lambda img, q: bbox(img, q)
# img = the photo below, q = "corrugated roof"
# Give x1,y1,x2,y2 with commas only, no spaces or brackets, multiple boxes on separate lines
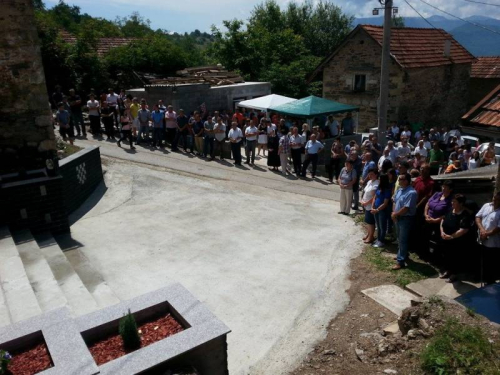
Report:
360,25,475,69
462,84,500,128
471,57,500,79
59,31,136,56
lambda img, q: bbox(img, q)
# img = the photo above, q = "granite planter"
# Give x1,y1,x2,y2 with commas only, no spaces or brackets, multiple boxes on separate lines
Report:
0,308,98,375
76,283,230,375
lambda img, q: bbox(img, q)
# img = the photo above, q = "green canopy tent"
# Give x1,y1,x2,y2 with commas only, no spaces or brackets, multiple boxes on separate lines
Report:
268,95,359,118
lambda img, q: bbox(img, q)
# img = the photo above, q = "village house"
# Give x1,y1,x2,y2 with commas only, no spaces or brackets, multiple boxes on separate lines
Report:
462,83,500,141
309,25,475,131
469,56,500,107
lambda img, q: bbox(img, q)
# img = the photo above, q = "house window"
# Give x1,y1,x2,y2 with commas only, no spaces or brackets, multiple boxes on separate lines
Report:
353,74,366,92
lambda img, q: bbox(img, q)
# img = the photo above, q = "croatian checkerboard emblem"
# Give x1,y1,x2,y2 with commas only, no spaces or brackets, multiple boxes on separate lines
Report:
76,163,87,185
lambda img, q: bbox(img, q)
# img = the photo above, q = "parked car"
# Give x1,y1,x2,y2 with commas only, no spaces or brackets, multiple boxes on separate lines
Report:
462,135,480,149
477,142,500,163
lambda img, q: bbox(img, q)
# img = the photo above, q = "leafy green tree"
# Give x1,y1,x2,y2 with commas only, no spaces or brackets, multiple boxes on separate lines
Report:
209,0,353,97
115,12,153,37
392,15,405,27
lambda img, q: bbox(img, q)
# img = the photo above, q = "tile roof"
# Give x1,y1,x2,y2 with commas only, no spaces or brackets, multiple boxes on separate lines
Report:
471,57,500,79
462,84,500,128
59,31,136,56
360,25,475,69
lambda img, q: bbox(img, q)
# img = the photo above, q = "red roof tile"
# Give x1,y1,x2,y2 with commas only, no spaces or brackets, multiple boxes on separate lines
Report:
59,31,136,56
471,57,500,79
360,25,475,69
462,84,500,128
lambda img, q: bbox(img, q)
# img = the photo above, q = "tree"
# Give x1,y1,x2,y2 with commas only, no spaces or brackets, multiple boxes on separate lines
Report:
392,15,405,27
209,0,353,97
115,12,152,37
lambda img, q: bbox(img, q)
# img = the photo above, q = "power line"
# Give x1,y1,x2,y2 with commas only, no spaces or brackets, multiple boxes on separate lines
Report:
403,0,440,30
417,0,500,36
464,0,500,7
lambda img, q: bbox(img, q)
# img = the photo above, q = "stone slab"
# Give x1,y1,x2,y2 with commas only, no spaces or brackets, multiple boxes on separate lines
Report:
0,307,99,375
383,321,400,335
361,285,418,316
406,277,480,300
35,233,100,316
76,283,231,375
64,247,120,310
0,227,42,323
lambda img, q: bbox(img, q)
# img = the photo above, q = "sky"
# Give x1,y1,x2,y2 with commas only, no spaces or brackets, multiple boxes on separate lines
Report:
44,0,500,33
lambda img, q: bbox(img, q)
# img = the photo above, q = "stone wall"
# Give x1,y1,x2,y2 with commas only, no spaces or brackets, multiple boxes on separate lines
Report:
322,29,471,130
400,64,471,128
0,0,56,174
322,30,404,130
128,82,271,114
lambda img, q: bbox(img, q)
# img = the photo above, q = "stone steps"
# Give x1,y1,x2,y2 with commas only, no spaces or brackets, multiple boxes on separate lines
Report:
34,233,100,316
0,227,121,328
0,226,42,326
12,230,68,313
55,233,121,310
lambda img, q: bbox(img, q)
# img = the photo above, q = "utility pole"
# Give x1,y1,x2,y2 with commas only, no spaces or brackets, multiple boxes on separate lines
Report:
378,0,393,143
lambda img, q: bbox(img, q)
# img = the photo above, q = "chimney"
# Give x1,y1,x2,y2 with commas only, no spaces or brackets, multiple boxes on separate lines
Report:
443,39,452,58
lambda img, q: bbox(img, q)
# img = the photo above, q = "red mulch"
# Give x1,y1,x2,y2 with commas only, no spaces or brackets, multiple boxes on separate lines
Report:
7,342,53,375
88,313,184,366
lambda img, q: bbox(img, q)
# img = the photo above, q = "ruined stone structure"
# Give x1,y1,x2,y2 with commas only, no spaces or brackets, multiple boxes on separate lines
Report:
0,0,56,174
310,25,474,130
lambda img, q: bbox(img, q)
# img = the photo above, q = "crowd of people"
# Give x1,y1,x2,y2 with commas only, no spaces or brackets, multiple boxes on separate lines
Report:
51,87,500,284
51,87,358,177
337,145,500,283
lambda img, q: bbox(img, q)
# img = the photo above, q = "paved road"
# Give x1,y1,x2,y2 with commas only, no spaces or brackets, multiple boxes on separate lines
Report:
76,137,340,202
69,139,361,374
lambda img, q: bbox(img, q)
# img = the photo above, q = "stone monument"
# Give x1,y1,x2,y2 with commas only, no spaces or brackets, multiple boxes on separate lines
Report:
0,0,56,174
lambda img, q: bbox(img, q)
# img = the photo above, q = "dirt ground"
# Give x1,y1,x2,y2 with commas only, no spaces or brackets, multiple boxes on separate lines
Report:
289,240,500,375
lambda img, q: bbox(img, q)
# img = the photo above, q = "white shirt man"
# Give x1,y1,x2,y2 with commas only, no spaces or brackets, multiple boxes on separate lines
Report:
165,107,177,129
245,125,258,141
228,126,243,142
397,140,412,162
414,141,428,158
106,92,119,106
214,120,226,142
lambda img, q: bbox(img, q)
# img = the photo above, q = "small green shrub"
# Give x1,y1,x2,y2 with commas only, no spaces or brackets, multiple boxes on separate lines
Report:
0,350,12,375
421,318,500,374
119,310,141,351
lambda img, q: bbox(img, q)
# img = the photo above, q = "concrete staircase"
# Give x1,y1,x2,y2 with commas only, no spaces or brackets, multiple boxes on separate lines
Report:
0,226,120,328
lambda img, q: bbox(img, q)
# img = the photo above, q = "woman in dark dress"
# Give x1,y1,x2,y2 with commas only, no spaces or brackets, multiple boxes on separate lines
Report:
267,130,280,170
438,194,473,282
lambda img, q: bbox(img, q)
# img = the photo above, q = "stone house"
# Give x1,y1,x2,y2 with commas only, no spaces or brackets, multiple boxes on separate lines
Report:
469,57,500,108
309,25,475,130
462,83,500,141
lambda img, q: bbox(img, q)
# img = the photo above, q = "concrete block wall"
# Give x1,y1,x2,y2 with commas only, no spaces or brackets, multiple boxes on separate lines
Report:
0,175,69,234
0,146,103,234
0,0,56,174
59,146,104,216
128,82,272,114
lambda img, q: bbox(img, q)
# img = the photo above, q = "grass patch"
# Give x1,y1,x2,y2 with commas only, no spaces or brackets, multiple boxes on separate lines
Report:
364,246,437,288
57,137,82,159
421,318,500,374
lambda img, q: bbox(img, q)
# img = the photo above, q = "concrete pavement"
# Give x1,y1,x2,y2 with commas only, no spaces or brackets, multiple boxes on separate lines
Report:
66,141,361,374
75,137,341,202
